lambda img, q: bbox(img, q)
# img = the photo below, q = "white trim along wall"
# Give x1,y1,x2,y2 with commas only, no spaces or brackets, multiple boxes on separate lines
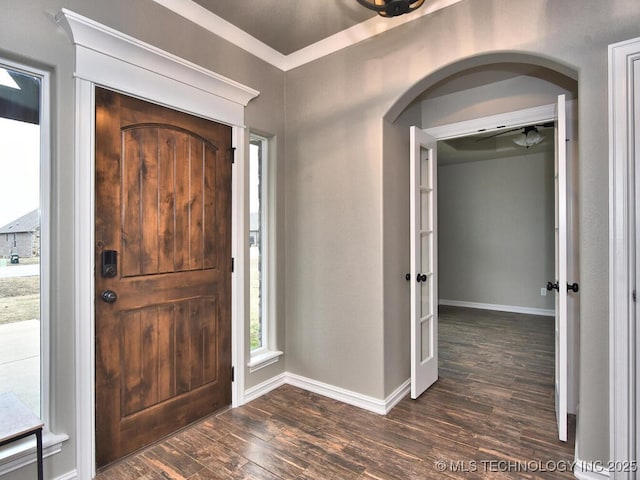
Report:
439,300,554,317
56,9,259,479
149,0,465,71
609,36,640,480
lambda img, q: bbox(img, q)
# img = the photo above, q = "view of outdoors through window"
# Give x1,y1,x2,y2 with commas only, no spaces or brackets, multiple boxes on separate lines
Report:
249,138,264,350
0,66,41,415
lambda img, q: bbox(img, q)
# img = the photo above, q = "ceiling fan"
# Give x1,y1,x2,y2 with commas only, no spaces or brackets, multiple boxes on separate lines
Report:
477,121,554,148
356,0,425,17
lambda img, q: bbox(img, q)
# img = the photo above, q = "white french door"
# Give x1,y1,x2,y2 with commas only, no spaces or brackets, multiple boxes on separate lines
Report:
410,126,438,399
634,58,640,473
552,94,569,442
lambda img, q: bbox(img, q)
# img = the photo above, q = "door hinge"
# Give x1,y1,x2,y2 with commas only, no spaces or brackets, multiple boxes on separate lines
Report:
231,257,234,273
231,366,235,382
230,147,236,164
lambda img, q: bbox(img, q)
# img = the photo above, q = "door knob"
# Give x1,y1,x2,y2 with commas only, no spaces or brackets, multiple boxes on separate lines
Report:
406,273,428,282
546,281,559,292
567,282,579,293
100,290,118,304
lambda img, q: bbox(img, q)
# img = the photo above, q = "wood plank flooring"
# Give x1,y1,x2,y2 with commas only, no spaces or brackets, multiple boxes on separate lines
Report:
96,306,576,479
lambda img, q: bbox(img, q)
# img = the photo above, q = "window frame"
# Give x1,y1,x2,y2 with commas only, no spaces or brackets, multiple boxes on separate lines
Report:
0,57,68,474
247,133,282,371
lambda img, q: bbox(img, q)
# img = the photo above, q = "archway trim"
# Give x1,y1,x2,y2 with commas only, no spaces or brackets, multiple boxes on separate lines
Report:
384,52,578,124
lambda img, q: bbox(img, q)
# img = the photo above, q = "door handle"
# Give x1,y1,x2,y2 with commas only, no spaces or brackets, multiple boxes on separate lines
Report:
404,273,427,282
546,281,559,292
567,282,579,293
100,290,118,304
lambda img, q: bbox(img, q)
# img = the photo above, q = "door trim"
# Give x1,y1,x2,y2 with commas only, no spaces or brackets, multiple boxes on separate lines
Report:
57,10,259,479
424,104,556,140
609,36,640,480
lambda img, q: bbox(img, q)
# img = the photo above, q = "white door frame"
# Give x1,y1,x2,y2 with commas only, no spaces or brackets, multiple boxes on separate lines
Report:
57,10,259,479
424,104,555,141
609,36,640,480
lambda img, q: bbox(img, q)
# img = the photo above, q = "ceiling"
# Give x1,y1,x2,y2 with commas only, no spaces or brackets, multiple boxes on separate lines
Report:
160,1,559,165
438,123,555,165
191,0,377,55
154,0,464,69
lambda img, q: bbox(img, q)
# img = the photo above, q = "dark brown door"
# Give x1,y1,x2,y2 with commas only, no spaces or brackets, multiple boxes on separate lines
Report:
94,87,232,467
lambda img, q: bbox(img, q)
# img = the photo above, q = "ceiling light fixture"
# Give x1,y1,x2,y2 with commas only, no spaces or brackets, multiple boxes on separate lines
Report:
356,0,426,17
513,126,544,148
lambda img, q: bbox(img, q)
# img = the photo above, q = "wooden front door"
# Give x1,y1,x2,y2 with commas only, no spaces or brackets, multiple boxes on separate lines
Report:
94,87,233,467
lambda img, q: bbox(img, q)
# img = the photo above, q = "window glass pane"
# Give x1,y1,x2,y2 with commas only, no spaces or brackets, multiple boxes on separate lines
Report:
0,66,41,415
249,139,263,350
421,316,432,362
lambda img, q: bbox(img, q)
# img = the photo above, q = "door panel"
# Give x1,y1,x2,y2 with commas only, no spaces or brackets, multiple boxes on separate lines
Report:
95,88,232,466
554,94,568,442
635,59,640,469
410,126,438,399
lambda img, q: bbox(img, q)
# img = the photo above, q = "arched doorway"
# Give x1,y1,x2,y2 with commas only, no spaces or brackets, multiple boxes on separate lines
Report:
382,53,579,444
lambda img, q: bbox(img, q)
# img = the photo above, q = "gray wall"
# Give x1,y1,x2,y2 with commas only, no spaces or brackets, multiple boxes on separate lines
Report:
421,73,576,127
284,56,386,396
438,151,555,311
0,1,285,478
285,0,640,466
382,102,421,396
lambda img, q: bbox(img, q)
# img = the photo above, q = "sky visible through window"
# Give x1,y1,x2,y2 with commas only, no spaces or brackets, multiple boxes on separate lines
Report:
249,141,262,350
0,117,39,226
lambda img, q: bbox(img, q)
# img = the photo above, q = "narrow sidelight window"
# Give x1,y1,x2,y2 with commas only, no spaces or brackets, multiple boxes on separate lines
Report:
0,61,48,418
249,136,266,351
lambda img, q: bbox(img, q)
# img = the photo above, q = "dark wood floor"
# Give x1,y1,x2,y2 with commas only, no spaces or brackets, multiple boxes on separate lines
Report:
96,306,576,479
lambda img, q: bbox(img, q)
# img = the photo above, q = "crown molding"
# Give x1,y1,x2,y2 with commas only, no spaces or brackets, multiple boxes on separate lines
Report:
57,8,259,109
151,0,464,72
284,0,463,70
151,0,288,70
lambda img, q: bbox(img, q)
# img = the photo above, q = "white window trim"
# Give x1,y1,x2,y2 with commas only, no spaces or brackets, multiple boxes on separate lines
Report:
247,134,283,372
56,9,259,479
0,58,69,475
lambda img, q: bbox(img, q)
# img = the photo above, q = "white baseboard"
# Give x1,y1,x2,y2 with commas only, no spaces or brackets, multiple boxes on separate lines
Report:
573,459,610,479
242,373,411,416
54,470,78,480
439,299,554,317
385,378,411,412
243,372,287,404
0,431,69,478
